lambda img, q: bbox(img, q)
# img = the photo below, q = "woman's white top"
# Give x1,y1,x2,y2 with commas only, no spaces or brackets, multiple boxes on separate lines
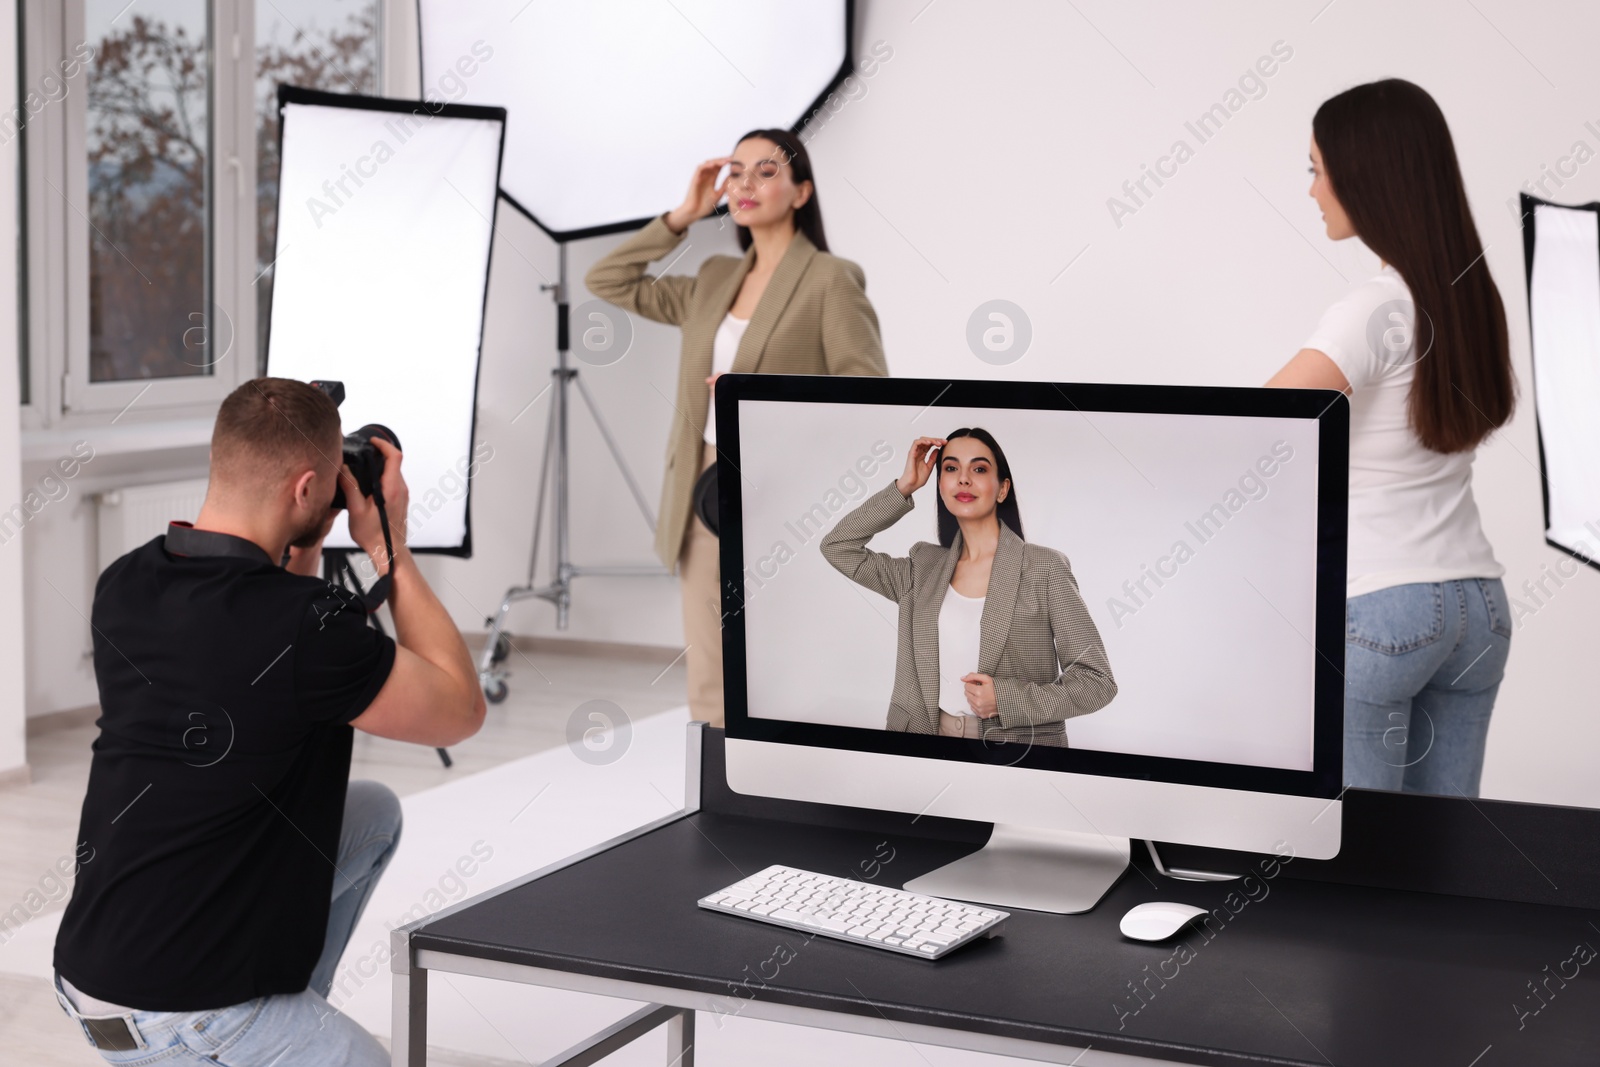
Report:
937,585,986,716
703,313,750,447
1301,264,1503,597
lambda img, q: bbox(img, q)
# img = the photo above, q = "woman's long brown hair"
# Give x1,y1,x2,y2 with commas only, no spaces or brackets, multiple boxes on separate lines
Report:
1313,79,1515,453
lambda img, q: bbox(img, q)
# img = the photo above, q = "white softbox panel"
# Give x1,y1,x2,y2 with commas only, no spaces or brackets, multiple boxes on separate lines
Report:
417,0,851,239
1523,194,1600,567
264,87,506,555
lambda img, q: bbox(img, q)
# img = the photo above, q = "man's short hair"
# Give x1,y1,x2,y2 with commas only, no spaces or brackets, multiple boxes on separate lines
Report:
211,378,342,495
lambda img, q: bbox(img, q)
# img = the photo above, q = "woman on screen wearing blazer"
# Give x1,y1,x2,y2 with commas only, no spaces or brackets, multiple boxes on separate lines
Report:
1266,79,1516,796
585,128,887,729
819,430,1117,747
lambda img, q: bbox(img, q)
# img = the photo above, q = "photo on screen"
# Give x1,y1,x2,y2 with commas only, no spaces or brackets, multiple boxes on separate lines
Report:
731,398,1323,773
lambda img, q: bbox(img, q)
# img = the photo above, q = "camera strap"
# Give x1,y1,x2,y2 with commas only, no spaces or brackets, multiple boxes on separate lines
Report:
164,522,276,567
358,484,397,613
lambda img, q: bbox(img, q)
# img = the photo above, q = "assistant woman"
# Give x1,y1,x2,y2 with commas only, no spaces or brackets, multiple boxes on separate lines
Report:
586,129,888,728
1266,79,1516,796
819,430,1117,747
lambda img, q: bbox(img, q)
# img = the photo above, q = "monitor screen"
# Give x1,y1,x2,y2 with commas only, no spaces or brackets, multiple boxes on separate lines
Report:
717,376,1347,800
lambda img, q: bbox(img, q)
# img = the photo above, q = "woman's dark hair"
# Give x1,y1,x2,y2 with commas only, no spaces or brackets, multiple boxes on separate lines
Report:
1312,79,1514,453
732,128,829,254
935,428,1024,548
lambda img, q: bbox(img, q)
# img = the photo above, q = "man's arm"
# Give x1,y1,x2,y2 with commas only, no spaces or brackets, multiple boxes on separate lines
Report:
343,440,487,746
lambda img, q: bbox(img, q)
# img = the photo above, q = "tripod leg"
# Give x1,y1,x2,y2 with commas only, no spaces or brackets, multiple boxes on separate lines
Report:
475,374,563,691
573,371,659,532
435,748,452,768
555,366,572,630
526,371,559,588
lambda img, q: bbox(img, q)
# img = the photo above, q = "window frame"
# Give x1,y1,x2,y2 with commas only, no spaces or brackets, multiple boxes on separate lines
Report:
19,0,388,434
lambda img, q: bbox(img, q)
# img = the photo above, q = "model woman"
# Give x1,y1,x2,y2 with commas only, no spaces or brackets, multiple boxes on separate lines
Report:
586,129,887,728
819,429,1116,746
1266,79,1516,796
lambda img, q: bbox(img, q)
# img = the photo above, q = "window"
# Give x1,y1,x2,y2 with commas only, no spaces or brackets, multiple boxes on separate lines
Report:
18,0,382,424
255,0,380,367
14,0,28,406
85,0,211,383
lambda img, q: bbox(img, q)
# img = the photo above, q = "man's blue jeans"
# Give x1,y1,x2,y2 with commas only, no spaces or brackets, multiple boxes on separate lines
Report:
57,780,403,1066
1343,578,1513,797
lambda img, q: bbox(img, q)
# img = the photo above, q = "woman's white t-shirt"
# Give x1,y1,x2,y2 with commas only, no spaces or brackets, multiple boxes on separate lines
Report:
704,313,750,447
937,585,986,716
1301,264,1503,597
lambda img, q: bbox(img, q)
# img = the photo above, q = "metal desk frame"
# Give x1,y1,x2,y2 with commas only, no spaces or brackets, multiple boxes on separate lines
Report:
392,722,1600,1066
391,724,1122,1066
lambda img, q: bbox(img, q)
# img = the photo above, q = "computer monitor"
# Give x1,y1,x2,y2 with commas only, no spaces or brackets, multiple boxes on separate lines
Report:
714,375,1348,913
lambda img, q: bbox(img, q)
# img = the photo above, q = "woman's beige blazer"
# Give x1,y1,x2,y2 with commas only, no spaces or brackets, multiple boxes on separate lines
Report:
585,215,888,570
820,480,1118,747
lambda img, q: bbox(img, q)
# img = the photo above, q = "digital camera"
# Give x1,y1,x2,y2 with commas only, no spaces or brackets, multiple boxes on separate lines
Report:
309,380,401,510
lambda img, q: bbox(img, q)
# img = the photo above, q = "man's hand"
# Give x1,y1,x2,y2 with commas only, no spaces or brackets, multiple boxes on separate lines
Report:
343,436,411,577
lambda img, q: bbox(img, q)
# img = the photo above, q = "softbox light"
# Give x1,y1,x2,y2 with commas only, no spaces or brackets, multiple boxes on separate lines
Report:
1521,193,1600,570
416,0,852,239
264,86,506,555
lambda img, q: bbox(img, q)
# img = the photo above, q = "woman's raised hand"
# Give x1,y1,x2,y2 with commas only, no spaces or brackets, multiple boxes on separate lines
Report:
665,157,732,234
896,436,948,498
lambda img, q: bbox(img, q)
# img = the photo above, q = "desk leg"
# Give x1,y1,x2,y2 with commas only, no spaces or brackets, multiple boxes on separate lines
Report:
667,1009,694,1067
391,957,427,1066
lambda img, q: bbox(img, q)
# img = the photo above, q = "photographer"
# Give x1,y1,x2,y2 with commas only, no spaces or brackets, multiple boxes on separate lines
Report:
51,378,486,1065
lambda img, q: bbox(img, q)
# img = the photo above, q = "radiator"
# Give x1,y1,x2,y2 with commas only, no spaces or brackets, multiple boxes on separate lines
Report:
96,478,209,572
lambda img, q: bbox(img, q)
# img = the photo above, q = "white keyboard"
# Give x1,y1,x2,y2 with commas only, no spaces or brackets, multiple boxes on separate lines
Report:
697,864,1008,959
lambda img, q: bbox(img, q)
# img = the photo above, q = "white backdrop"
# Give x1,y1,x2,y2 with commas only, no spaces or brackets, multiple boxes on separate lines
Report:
737,399,1322,770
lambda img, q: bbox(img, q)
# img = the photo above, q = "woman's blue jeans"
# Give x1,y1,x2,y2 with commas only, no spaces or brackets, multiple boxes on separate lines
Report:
1343,578,1512,797
57,780,402,1066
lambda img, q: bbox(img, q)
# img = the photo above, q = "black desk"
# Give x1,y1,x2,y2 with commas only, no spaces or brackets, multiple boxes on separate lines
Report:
392,726,1600,1066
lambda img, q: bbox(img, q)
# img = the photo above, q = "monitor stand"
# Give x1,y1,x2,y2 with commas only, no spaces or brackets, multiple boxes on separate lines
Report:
903,824,1130,914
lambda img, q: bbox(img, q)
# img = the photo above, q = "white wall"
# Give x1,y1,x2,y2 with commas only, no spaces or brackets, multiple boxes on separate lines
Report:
409,0,1600,808
20,0,1600,809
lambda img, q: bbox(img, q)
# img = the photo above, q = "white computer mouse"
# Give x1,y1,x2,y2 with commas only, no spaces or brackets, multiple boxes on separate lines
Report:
1119,901,1209,941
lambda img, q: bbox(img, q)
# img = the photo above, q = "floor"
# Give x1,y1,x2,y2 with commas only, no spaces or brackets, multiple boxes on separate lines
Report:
1,640,1158,1067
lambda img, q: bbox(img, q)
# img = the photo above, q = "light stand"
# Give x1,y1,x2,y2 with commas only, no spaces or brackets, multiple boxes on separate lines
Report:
477,243,672,704
414,3,857,704
325,547,452,768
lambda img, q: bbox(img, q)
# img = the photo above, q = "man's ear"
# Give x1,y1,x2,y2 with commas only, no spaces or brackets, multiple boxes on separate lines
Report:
292,467,320,509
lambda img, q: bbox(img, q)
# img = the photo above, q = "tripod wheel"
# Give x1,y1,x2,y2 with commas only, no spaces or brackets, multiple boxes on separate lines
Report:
485,679,509,705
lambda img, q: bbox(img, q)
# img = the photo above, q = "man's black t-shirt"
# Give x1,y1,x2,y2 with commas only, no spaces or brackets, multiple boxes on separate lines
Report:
53,524,396,1010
